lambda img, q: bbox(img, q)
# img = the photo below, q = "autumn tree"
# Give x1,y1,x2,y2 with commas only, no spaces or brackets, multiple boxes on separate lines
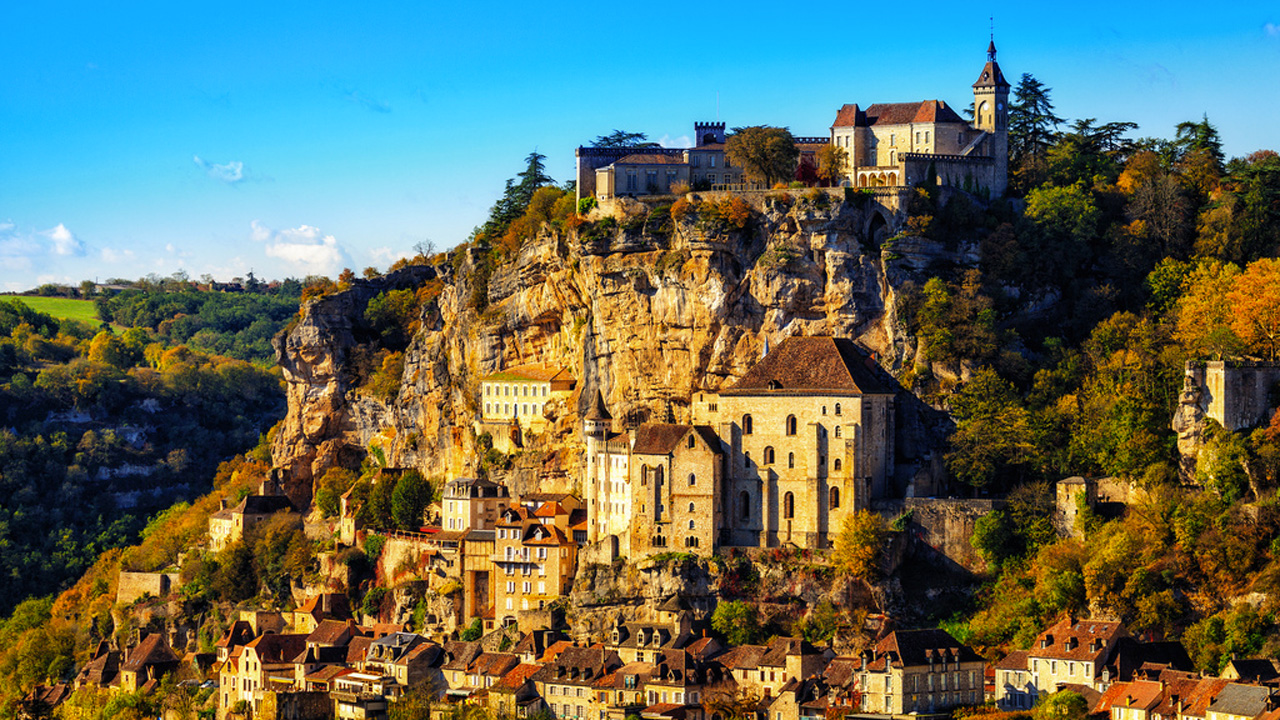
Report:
816,145,849,186
1035,691,1089,720
1226,258,1280,360
832,510,889,585
725,126,799,187
946,368,1038,488
1173,258,1243,359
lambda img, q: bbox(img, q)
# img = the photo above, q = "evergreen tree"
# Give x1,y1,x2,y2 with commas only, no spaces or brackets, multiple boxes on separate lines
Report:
1009,73,1064,192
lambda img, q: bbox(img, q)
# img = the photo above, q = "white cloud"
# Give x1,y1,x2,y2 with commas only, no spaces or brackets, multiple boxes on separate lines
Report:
659,134,694,149
42,223,84,256
101,247,136,263
0,221,84,271
193,155,245,184
1266,22,1280,38
252,220,350,276
370,246,412,266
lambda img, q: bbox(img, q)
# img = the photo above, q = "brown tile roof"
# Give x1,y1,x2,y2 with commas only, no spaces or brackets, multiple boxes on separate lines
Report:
723,337,891,396
718,644,767,671
444,640,484,671
297,593,352,619
584,389,612,420
1030,617,1127,662
539,640,575,663
761,637,820,667
246,633,308,664
494,662,542,691
823,657,860,688
615,154,689,166
864,101,967,125
307,619,357,646
972,60,1010,89
631,424,721,456
832,104,863,128
303,665,354,683
216,620,256,649
122,633,179,671
471,652,521,678
995,649,1028,671
346,636,373,664
525,524,570,546
534,502,565,518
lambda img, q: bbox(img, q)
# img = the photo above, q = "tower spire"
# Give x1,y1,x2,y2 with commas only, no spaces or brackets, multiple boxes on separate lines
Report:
988,17,997,61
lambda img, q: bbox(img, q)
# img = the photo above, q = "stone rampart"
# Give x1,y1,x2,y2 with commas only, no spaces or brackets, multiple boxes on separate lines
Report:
873,497,1001,573
116,571,181,606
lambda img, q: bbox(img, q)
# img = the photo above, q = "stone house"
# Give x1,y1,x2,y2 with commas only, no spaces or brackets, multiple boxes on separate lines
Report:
288,592,353,634
718,637,826,700
605,619,695,664
494,505,579,628
1205,684,1275,720
480,364,576,449
442,477,510,532
361,632,442,689
119,633,180,692
995,617,1128,709
855,628,985,715
489,662,546,718
1099,679,1167,720
531,646,624,720
73,641,121,689
208,479,297,552
220,632,307,716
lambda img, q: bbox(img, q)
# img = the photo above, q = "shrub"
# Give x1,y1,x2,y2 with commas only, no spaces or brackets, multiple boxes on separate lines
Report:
577,196,597,214
671,198,694,222
670,181,691,195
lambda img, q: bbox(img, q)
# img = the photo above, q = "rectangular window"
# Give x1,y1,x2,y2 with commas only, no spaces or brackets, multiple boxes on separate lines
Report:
710,156,717,168
708,174,716,184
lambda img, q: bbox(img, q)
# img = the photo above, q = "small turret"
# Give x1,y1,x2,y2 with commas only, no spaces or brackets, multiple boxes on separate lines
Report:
583,389,612,440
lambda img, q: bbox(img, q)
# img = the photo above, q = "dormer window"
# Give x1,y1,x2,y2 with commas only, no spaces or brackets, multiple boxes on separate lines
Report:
768,380,782,390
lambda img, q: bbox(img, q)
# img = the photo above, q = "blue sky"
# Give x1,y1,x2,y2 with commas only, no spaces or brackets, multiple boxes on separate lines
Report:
1,1,1277,291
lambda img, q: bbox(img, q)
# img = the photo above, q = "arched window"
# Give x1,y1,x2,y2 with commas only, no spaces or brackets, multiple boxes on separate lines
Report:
788,452,795,469
654,467,664,485
742,415,753,435
834,403,842,416
834,458,842,472
822,405,827,415
688,473,696,486
740,491,750,519
783,492,795,519
835,426,842,438
786,415,797,436
829,488,841,509
688,502,695,513
763,446,775,465
688,435,696,449
641,467,648,486
688,519,695,530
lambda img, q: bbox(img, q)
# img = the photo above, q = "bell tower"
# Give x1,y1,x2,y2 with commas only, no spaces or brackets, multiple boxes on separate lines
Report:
972,37,1011,195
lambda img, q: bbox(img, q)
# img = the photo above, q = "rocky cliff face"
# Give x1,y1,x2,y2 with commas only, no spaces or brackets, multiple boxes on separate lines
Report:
272,193,961,506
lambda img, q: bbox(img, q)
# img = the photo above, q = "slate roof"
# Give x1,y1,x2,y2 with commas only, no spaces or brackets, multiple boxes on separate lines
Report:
761,637,820,667
443,640,484,671
872,628,981,669
74,647,121,687
613,154,689,166
1226,658,1280,682
584,389,612,420
1207,684,1273,718
722,337,891,396
631,424,721,456
823,657,860,689
531,646,622,685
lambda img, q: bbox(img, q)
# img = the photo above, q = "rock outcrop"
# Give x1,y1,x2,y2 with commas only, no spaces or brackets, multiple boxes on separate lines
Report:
272,194,965,505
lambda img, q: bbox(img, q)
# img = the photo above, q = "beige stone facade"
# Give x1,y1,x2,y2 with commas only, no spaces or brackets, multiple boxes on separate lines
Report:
494,506,578,628
856,629,985,715
628,424,723,555
442,477,510,533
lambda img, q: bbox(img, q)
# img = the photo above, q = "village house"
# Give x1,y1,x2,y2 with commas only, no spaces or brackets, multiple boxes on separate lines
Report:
489,662,546,718
855,628,985,715
995,617,1128,709
532,646,624,720
208,478,297,551
220,632,308,716
442,477,510,532
494,504,579,628
118,633,181,692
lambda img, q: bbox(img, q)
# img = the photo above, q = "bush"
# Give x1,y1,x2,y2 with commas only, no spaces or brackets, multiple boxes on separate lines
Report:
577,197,597,214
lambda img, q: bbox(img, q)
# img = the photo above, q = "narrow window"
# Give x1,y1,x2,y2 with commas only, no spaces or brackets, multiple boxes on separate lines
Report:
688,473,696,486
742,415,753,435
740,492,750,519
764,446,775,465
834,458,842,472
835,426,842,438
688,435,695,449
835,403,842,416
830,488,840,509
783,492,794,519
786,415,797,436
788,452,795,469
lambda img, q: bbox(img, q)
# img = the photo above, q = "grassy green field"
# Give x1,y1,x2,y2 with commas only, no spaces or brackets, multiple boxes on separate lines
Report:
7,296,105,326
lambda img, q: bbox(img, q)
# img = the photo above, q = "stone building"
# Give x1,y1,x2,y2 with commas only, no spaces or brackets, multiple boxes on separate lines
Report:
494,506,579,627
694,336,896,549
1181,360,1280,432
442,477,511,532
830,40,1008,196
480,364,575,429
208,478,297,552
855,628,985,715
584,336,899,556
994,617,1128,709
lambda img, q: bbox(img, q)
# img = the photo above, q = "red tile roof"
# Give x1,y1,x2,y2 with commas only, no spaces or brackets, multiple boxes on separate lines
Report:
493,662,542,691
615,154,689,166
831,101,967,128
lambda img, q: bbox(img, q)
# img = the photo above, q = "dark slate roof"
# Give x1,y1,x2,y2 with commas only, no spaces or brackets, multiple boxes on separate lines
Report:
1207,684,1273,718
584,389,612,420
236,494,295,515
631,424,721,456
1226,658,1280,682
972,58,1010,90
874,628,981,668
615,154,689,166
722,337,891,396
761,637,820,668
245,633,308,664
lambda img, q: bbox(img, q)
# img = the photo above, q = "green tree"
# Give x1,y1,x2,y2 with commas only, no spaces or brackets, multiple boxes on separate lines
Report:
1023,183,1101,285
1035,690,1088,720
1008,73,1064,192
946,368,1038,488
591,130,655,148
711,600,762,646
831,510,889,585
391,470,433,530
725,126,799,187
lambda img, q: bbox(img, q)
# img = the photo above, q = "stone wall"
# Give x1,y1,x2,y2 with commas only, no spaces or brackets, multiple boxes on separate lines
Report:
259,690,332,720
874,497,1001,573
116,571,180,606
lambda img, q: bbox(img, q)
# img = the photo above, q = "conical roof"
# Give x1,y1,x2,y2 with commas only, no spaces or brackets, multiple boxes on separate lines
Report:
584,389,611,420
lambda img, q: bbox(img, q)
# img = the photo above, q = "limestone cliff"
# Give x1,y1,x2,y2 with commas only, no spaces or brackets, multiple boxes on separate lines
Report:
272,192,961,506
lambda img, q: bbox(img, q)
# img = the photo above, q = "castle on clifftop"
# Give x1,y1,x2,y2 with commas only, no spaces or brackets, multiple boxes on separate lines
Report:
576,39,1010,202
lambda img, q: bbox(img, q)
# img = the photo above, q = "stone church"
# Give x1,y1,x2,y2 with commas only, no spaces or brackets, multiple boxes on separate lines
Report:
583,336,897,558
